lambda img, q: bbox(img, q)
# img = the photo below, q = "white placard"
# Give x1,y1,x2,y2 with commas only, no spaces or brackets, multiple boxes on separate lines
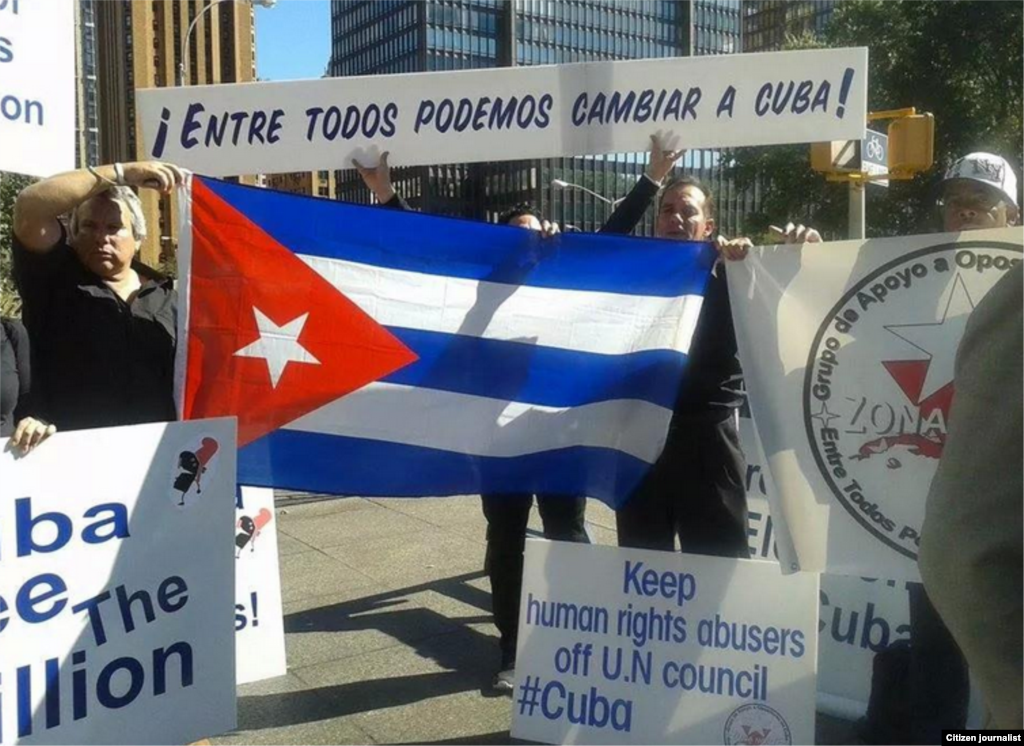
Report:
137,48,867,176
741,416,911,720
511,541,818,745
0,419,237,745
234,486,287,685
0,0,75,177
728,229,1024,579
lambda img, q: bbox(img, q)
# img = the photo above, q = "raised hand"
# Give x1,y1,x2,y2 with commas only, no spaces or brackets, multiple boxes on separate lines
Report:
646,133,686,184
353,151,396,203
121,161,189,194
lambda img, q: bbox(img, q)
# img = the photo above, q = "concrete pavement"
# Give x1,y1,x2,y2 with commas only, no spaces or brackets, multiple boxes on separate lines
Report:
211,492,857,745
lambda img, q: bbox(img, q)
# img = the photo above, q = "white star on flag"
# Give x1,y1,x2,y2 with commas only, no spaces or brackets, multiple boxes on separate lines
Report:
884,275,975,402
234,307,321,388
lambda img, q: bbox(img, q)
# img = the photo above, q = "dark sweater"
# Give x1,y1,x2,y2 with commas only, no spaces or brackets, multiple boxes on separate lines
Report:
1,317,31,437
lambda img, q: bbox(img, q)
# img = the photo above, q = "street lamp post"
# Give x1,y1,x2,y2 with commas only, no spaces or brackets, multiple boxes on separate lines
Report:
177,0,276,87
550,179,626,208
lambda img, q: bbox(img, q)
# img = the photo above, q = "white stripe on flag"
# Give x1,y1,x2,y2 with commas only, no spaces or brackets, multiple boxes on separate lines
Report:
299,254,704,356
283,381,673,464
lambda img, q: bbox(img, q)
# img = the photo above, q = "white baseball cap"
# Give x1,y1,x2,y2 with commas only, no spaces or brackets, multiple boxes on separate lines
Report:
943,152,1019,209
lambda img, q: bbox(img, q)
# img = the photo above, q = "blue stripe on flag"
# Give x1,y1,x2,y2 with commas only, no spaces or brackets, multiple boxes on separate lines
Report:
238,430,649,509
384,326,686,409
198,176,714,298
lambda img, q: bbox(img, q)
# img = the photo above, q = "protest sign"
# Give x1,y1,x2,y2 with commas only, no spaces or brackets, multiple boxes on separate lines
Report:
511,541,818,745
0,0,75,176
728,228,1024,580
0,419,237,745
139,47,866,176
234,487,287,685
741,416,911,720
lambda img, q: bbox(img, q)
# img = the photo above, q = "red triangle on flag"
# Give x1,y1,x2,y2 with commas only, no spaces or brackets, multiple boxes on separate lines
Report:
183,179,418,446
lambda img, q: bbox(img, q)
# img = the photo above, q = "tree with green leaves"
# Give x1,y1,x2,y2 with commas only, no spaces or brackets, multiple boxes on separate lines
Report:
0,171,35,318
728,0,1024,240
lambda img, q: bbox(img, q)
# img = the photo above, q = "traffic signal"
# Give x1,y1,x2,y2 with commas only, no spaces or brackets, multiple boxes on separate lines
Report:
810,140,858,173
888,113,934,173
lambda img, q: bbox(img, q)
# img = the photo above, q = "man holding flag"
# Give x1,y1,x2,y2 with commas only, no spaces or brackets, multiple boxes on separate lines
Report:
171,131,732,693
606,166,820,559
12,160,186,431
9,161,225,746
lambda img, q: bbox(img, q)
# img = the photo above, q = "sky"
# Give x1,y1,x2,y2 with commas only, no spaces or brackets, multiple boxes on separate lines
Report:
254,0,331,82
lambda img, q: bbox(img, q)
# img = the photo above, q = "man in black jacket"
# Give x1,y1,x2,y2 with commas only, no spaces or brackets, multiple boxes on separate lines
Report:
601,149,819,558
603,170,753,556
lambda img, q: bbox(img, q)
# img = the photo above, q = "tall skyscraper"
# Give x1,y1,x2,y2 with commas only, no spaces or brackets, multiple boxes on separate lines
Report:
329,0,747,236
74,0,101,170
742,0,835,52
89,0,256,265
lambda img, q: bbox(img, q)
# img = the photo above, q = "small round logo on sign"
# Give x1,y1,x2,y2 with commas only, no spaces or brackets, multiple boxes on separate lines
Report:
803,241,1021,559
724,703,792,745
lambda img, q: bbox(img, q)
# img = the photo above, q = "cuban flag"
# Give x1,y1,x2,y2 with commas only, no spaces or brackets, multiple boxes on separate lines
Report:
176,177,714,508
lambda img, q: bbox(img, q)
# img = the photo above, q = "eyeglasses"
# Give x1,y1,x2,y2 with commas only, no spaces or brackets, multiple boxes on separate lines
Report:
937,190,1007,214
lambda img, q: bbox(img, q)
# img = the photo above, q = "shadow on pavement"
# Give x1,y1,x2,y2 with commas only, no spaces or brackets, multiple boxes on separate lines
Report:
237,570,501,731
237,671,477,729
282,570,491,643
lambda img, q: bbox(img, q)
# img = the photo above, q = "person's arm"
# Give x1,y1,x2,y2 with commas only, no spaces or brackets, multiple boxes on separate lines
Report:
13,161,187,252
353,151,412,211
4,319,55,454
7,319,31,423
601,133,684,235
601,175,659,235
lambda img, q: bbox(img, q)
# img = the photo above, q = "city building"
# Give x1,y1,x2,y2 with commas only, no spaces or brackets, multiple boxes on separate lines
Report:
742,0,835,52
737,0,836,232
328,0,748,236
74,0,101,170
89,0,256,265
267,170,337,199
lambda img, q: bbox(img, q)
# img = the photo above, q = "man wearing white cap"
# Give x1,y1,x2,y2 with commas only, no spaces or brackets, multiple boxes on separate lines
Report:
937,151,1019,231
920,152,1022,729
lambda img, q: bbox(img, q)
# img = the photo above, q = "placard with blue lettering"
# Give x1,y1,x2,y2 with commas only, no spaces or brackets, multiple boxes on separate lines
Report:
0,0,76,177
137,47,867,177
0,419,237,745
511,541,818,745
234,487,287,685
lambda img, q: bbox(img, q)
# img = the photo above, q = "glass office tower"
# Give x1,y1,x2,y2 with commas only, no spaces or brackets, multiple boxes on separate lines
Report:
742,0,835,52
331,0,746,235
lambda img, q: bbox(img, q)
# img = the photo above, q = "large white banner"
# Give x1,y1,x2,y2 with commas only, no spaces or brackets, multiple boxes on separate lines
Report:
137,48,867,176
234,487,287,685
511,541,818,745
0,0,75,177
740,416,911,720
729,228,1024,580
0,419,237,745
